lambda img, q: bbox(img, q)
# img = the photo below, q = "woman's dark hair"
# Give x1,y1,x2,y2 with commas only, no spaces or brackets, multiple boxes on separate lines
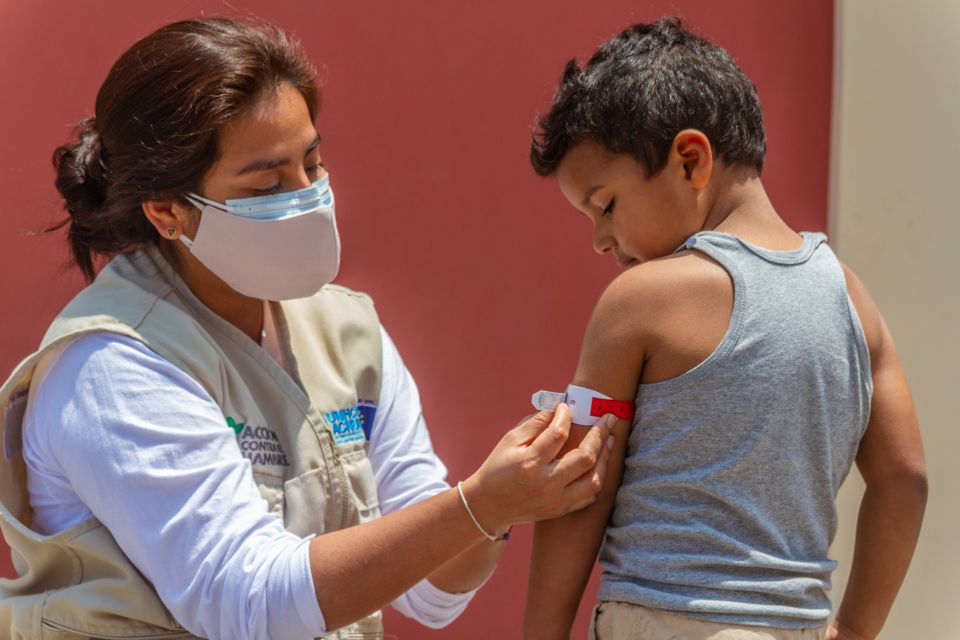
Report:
530,17,766,178
51,17,319,279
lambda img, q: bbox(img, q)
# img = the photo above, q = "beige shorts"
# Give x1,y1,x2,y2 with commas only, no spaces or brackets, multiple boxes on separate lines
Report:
588,601,828,640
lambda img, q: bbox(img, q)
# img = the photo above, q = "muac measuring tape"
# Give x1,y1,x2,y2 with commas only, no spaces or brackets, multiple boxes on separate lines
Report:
531,384,635,426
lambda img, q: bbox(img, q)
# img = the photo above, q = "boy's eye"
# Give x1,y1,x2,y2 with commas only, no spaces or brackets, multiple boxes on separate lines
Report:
602,198,616,216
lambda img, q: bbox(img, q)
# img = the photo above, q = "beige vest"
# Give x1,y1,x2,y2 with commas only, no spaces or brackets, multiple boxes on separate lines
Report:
0,247,385,639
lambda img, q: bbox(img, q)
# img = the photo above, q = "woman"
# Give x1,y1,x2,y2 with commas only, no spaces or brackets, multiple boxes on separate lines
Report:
0,18,613,640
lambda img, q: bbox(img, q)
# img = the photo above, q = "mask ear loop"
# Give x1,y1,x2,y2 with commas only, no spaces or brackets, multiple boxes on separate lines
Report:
184,193,219,210
178,195,212,249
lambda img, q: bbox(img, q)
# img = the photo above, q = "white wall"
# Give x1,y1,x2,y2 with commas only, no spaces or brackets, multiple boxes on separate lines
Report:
830,1,960,638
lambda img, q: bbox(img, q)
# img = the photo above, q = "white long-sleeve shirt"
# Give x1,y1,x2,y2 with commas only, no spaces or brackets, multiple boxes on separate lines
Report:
22,325,474,639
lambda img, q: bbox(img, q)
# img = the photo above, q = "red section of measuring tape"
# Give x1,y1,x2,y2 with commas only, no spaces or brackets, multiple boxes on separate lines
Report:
589,398,635,420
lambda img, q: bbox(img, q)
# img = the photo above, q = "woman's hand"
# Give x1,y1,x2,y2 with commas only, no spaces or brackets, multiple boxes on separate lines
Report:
309,404,612,629
459,404,614,536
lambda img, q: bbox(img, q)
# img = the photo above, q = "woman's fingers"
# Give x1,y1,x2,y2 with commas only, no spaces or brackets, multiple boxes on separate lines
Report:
538,421,613,517
593,427,612,488
509,408,558,444
467,409,615,526
526,404,573,461
560,432,612,506
551,415,614,485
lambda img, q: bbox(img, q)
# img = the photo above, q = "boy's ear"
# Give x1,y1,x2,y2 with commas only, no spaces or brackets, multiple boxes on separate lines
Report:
670,129,713,190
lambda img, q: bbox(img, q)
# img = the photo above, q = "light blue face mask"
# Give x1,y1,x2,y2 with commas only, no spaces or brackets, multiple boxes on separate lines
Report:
178,173,340,300
184,174,333,220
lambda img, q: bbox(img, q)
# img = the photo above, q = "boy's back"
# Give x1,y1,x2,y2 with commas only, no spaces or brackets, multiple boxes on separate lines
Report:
599,230,871,627
523,18,925,640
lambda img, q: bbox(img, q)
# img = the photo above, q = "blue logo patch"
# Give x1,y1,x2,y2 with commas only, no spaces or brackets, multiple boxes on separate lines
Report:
325,403,378,446
324,404,369,446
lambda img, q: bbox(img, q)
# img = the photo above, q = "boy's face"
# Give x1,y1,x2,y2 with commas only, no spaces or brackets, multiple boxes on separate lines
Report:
555,139,704,267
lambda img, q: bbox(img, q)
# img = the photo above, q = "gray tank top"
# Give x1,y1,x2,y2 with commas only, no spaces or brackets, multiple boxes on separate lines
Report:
598,231,873,628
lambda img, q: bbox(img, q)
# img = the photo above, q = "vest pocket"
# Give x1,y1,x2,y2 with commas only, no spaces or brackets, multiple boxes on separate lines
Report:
281,446,379,536
337,447,380,523
252,471,286,521
283,467,337,536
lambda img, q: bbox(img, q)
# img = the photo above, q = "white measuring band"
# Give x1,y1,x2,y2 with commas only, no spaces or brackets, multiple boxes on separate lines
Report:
530,384,634,426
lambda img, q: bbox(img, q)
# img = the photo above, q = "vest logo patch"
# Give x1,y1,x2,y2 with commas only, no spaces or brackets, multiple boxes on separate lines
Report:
326,405,374,446
226,416,290,467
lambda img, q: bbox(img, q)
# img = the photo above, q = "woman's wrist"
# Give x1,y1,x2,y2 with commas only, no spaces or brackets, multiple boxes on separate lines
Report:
457,481,511,541
459,474,512,539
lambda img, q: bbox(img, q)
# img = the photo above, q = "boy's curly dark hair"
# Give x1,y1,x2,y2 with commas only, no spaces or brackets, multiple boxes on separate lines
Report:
530,17,766,177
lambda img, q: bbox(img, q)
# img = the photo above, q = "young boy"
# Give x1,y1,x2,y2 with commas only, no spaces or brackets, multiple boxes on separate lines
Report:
523,19,927,640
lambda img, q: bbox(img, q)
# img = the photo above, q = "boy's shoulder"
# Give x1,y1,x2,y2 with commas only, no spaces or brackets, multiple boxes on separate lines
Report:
593,250,731,341
584,250,735,386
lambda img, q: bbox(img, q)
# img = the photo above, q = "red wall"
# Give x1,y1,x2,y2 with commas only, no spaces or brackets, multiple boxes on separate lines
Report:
0,1,833,637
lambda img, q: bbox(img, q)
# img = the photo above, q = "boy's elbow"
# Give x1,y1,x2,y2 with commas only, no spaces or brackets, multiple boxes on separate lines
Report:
897,468,929,513
896,469,928,524
866,464,928,507
908,468,929,505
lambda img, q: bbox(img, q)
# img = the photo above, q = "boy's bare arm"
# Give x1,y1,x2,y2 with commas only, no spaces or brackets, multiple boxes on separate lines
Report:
523,273,646,639
830,265,927,640
524,425,628,639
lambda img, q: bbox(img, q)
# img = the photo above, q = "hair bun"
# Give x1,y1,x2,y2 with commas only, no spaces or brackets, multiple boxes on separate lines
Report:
53,117,108,219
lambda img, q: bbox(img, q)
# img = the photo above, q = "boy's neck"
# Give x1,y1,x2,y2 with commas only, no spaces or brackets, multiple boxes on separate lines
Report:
697,168,801,251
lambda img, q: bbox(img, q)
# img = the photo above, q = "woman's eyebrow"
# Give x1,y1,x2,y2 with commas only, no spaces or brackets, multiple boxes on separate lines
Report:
236,157,288,176
235,134,323,176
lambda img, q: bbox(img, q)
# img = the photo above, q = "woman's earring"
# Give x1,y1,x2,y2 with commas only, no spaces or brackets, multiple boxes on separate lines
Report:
165,226,177,239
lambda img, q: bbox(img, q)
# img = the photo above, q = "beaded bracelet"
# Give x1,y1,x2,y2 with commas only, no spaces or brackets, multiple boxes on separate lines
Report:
456,481,512,541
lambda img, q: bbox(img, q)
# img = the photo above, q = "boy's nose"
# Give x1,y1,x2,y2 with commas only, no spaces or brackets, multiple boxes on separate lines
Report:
592,229,615,255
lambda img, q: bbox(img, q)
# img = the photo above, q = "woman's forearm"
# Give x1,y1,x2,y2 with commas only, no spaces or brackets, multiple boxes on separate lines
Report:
310,485,488,630
426,538,504,594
